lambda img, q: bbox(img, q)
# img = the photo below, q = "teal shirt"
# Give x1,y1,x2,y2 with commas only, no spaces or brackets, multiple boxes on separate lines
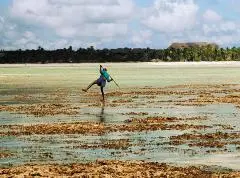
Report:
101,69,111,82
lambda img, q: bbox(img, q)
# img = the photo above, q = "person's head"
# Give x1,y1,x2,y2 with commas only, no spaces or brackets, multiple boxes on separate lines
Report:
103,68,107,71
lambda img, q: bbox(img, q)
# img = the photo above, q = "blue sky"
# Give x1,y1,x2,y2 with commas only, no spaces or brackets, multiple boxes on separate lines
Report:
0,0,239,50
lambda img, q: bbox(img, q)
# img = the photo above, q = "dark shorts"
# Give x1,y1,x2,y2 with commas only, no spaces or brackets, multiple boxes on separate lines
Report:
96,76,106,87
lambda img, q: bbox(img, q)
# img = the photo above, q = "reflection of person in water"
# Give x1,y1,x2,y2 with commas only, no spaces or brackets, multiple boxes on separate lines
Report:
99,106,105,123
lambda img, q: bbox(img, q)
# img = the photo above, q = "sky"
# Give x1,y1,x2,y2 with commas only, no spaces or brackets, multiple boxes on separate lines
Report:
0,0,239,50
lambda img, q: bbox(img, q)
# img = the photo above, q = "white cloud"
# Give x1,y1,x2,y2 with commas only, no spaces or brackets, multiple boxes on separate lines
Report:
0,15,106,50
56,23,128,38
0,0,239,49
0,17,3,32
48,0,119,6
168,20,240,47
203,21,238,34
193,34,240,46
0,16,69,50
142,0,198,33
203,9,222,22
201,21,240,46
10,0,134,38
200,7,240,46
132,30,152,46
0,16,4,22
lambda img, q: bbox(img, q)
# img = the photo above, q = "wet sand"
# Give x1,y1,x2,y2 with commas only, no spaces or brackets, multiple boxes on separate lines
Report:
0,152,13,159
0,104,80,116
169,132,240,148
0,119,211,136
1,160,240,178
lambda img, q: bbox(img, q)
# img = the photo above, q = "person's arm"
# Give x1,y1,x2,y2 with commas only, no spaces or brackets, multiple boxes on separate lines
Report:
107,73,113,82
108,76,113,82
99,65,103,74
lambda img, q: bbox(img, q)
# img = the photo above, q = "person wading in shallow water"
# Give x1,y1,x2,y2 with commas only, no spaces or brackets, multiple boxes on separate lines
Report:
82,65,113,103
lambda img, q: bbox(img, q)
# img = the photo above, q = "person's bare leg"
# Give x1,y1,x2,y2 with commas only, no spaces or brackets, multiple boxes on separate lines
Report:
100,86,105,104
82,80,97,92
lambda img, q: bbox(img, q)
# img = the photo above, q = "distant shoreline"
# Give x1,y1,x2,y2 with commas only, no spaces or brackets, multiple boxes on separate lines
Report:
1,61,240,68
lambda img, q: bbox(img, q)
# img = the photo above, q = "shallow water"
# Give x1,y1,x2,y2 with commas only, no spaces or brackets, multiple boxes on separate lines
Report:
1,63,240,170
1,62,240,89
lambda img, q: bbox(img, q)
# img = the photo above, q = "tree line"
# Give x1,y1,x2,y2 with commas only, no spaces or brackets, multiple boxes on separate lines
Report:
0,45,240,63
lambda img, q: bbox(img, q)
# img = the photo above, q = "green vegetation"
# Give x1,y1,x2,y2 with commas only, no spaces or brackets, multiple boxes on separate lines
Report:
0,45,240,63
